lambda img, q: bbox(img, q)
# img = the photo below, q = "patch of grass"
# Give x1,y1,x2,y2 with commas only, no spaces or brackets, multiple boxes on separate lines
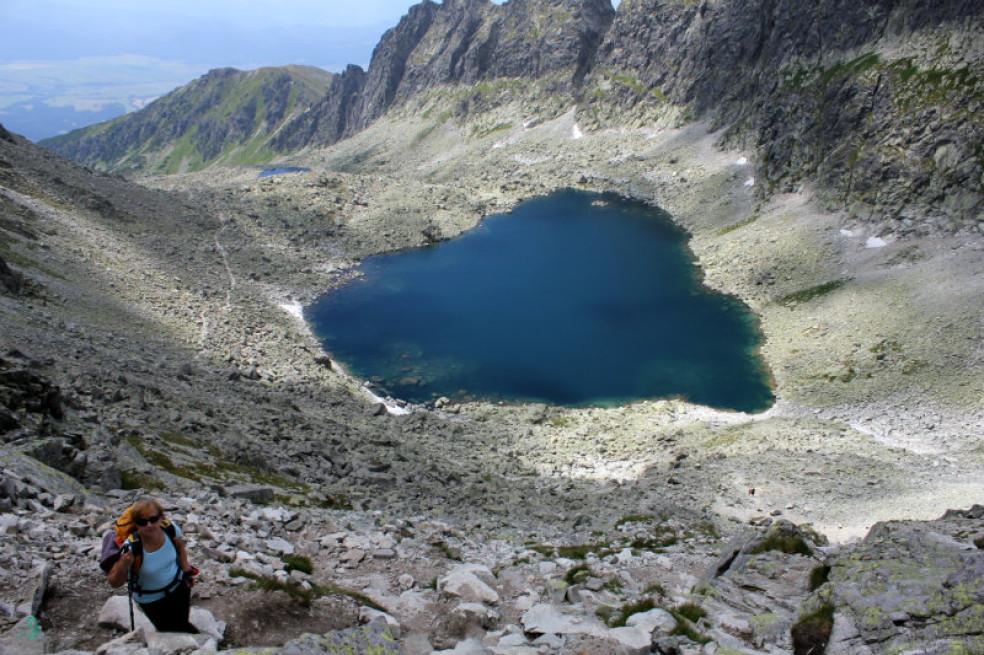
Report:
608,598,656,627
283,555,313,575
608,72,646,93
630,526,679,552
673,602,707,624
669,603,711,644
565,563,591,585
791,603,835,655
716,214,759,236
472,122,513,138
778,279,847,306
230,568,387,612
159,432,199,448
809,565,831,591
748,534,813,557
604,578,624,593
434,542,461,561
644,583,666,596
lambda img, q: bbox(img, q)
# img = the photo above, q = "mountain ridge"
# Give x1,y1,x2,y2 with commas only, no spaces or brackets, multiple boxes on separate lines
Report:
40,0,983,233
40,65,333,175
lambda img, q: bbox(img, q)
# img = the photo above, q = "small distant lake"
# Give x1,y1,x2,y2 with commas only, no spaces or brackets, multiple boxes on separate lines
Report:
258,167,310,178
306,189,774,412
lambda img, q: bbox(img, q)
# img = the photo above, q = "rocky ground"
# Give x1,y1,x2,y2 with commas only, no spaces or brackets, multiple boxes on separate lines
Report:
1,96,983,653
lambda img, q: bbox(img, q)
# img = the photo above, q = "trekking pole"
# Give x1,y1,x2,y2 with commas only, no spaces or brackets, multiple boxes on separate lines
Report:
126,564,135,632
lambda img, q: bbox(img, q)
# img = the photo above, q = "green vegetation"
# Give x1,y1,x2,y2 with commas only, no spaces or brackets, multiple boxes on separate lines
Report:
716,214,760,236
748,534,813,557
608,72,647,93
434,542,461,561
791,603,835,655
230,568,388,612
821,52,883,86
644,583,667,596
669,603,712,644
607,598,657,627
630,525,679,551
778,279,847,306
472,122,513,138
282,554,313,575
809,565,831,591
564,563,591,585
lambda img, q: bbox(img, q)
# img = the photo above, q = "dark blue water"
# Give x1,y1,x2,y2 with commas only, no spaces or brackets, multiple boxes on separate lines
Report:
258,167,310,178
306,190,774,412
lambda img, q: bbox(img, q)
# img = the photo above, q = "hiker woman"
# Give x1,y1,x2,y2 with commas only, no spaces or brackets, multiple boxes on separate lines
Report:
106,498,198,633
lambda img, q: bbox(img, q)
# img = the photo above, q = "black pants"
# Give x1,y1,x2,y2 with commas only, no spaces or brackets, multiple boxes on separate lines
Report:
138,581,197,633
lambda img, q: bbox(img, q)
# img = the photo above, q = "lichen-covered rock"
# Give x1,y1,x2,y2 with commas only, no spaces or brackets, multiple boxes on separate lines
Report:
817,506,984,654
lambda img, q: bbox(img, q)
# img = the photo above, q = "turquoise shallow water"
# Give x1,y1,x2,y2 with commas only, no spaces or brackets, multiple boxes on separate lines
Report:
306,189,774,411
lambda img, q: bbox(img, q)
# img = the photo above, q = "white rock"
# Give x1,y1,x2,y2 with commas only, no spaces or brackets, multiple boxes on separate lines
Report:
625,607,676,635
263,537,294,555
497,632,530,648
146,631,198,654
190,606,225,641
97,596,155,633
609,626,652,655
521,604,608,637
433,637,493,654
440,568,499,604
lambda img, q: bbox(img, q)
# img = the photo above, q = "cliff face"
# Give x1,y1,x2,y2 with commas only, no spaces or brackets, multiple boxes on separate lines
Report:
273,0,615,150
40,66,333,174
583,0,984,231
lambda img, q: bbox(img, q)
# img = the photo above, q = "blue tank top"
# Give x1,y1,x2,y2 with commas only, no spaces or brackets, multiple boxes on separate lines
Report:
134,523,183,604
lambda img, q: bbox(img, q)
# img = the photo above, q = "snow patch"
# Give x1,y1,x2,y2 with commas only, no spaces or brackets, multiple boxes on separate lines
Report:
571,123,584,140
840,229,855,237
362,386,413,416
735,156,748,166
744,177,755,187
279,301,304,322
865,236,889,248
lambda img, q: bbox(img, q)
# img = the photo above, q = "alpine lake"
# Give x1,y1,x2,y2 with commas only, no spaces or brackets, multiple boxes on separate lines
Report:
306,189,774,412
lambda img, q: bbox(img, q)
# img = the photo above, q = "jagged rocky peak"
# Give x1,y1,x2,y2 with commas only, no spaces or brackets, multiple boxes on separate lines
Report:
275,0,616,150
380,0,616,93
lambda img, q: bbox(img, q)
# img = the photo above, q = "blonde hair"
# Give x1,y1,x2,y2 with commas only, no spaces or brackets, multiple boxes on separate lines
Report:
113,498,166,541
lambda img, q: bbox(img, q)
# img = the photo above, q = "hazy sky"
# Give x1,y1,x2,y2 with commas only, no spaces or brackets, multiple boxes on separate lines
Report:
2,0,618,71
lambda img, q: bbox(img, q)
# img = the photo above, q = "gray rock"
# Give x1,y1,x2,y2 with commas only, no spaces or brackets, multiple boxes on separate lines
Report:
221,484,274,504
439,566,499,605
521,604,608,637
0,616,47,655
272,616,399,654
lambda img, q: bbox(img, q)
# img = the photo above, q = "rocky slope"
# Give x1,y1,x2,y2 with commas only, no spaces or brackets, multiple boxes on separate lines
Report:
3,78,983,649
39,66,333,174
2,1,984,653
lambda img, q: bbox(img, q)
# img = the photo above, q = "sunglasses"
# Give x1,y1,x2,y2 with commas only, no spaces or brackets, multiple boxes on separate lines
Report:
135,514,161,526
